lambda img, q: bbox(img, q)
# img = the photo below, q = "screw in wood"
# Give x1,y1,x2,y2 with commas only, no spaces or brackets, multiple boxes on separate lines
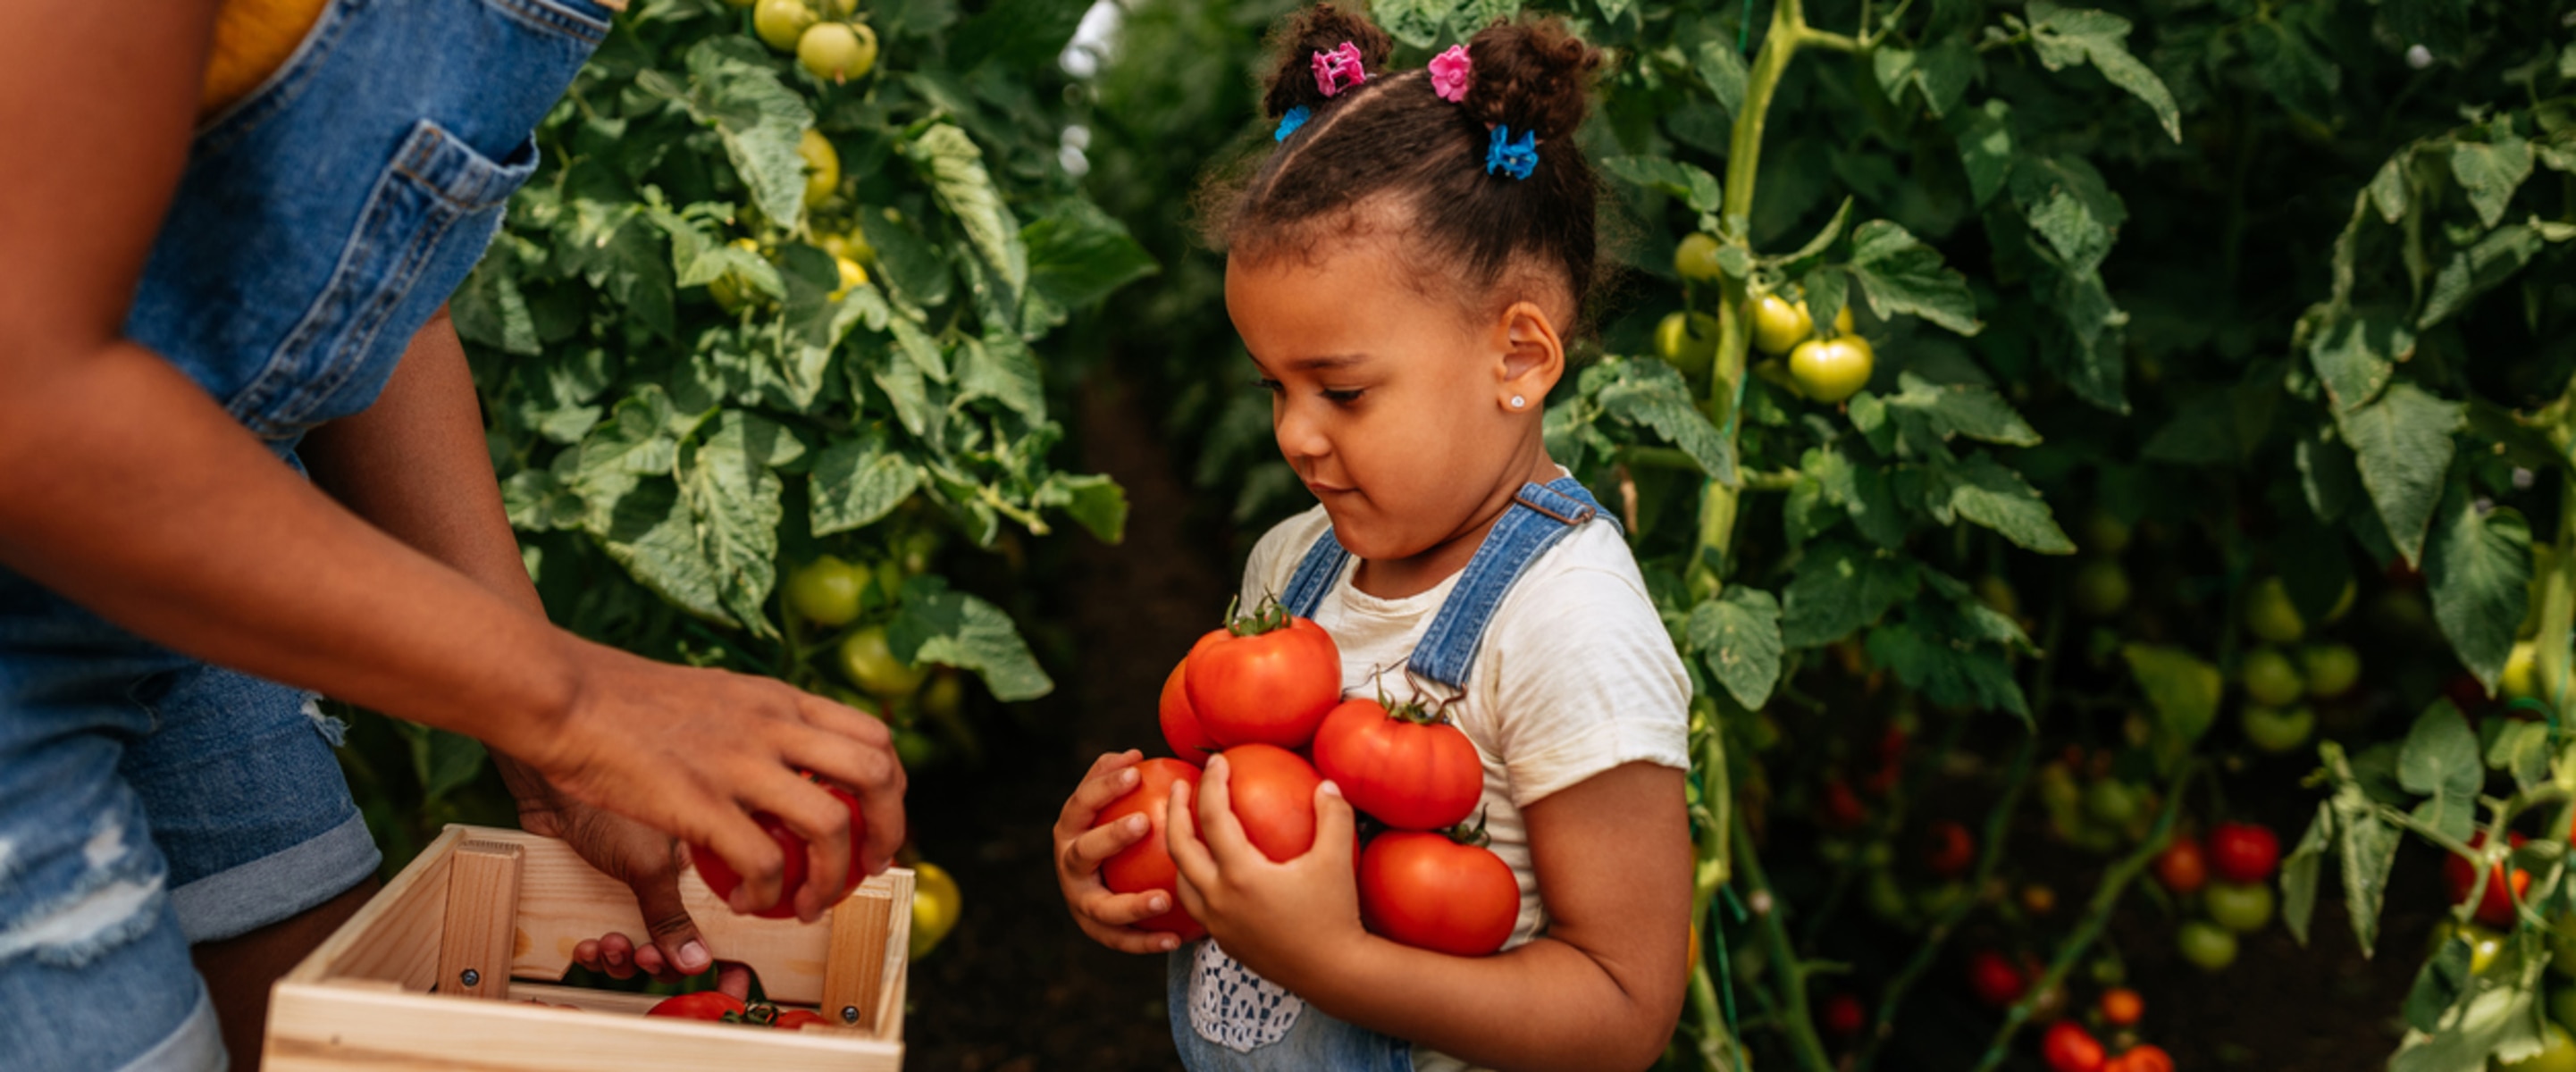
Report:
460,968,481,988
841,1005,860,1024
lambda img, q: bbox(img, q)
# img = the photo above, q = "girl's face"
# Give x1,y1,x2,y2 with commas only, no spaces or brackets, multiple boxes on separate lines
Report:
1225,231,1564,565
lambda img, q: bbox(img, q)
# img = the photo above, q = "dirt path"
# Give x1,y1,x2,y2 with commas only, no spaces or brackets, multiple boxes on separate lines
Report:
901,374,1221,1070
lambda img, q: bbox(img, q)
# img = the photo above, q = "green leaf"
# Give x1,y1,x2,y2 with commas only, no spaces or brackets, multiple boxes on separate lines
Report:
878,320,951,440
452,257,541,356
2121,643,2222,770
2426,490,2534,692
588,476,733,625
1037,472,1129,543
949,0,1092,69
2280,801,2333,946
2307,310,2412,412
1598,360,1734,483
1023,201,1160,310
2329,784,2402,955
1867,616,2032,722
1777,199,1857,270
2245,20,2340,124
1601,156,1724,214
1805,445,1908,548
1781,541,1921,647
1883,376,2043,448
2451,124,2537,230
809,432,924,537
1931,453,2076,554
910,124,1027,302
2024,2,2181,140
504,468,584,532
682,38,815,230
2487,720,2554,792
1692,38,1749,120
958,331,1047,421
2296,427,2362,523
859,210,953,311
679,411,801,638
2336,382,2463,565
2422,222,2547,328
2011,156,2127,275
1955,101,2015,207
397,722,490,805
1845,220,1983,335
887,576,1054,700
1690,588,1783,709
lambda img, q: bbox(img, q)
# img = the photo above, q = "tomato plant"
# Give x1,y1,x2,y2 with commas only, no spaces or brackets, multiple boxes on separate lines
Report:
1358,828,1520,957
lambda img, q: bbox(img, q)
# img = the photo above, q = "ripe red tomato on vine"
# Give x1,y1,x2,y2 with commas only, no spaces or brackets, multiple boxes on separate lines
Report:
1966,949,2025,1008
1311,693,1481,831
2154,835,2209,894
2041,1020,2106,1072
1924,819,1976,878
1183,597,1343,750
2206,822,2280,884
2445,831,2534,929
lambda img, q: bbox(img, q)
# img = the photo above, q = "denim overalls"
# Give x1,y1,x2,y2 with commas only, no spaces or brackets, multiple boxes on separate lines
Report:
1169,477,1610,1071
0,2,604,1068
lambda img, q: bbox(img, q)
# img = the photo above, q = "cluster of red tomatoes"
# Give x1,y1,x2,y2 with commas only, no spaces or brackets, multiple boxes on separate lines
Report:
1093,599,1520,957
1957,951,2172,1072
2152,821,2282,973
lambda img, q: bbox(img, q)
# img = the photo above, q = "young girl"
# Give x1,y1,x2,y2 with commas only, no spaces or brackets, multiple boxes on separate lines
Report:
1051,8,1691,1069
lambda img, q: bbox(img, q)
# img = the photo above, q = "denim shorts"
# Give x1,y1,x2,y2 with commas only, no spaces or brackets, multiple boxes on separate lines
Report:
0,0,604,1068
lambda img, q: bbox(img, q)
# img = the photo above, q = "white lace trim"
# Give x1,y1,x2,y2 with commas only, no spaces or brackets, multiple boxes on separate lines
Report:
1187,940,1304,1052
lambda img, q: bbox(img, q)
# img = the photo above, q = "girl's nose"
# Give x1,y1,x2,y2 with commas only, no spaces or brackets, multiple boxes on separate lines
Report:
1272,399,1331,463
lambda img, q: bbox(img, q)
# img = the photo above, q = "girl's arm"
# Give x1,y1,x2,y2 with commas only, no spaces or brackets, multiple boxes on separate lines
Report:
1171,757,1691,1072
0,0,897,919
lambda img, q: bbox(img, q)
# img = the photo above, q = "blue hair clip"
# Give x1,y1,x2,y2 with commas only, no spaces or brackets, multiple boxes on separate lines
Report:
1485,124,1538,180
1276,105,1312,142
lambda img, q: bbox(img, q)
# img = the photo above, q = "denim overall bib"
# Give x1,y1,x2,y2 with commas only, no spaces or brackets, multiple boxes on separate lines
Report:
0,3,603,1068
1169,477,1610,1071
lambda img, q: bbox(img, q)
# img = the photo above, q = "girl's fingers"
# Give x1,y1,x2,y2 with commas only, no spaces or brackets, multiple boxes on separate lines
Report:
1305,781,1356,869
1165,781,1220,892
1082,888,1177,928
1062,813,1150,876
1191,754,1257,868
1080,918,1185,956
1064,761,1145,826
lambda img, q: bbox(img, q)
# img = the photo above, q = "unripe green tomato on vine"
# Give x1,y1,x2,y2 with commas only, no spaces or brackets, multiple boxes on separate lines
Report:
2084,779,2141,827
785,555,869,625
2240,647,2306,708
1655,311,1720,376
2081,509,2132,556
2239,704,2315,755
708,238,767,313
2071,559,2131,618
2301,642,2362,698
2438,921,2505,976
2177,919,2238,972
1674,233,1724,281
1788,336,1873,404
2245,577,2307,644
2203,880,2276,933
799,128,841,206
799,21,877,84
839,625,929,699
753,0,818,51
2505,641,2541,699
1749,294,1810,355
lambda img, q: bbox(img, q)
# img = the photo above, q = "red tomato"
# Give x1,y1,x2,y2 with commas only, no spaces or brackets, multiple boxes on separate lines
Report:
1820,993,1866,1036
1820,778,1867,831
2207,822,2280,884
2106,1043,2174,1072
646,991,747,1021
1924,819,1976,878
1966,949,2025,1008
2153,836,2209,895
1359,830,1519,956
1311,697,1481,831
2098,986,2144,1027
1221,744,1323,861
1159,657,1216,765
1096,758,1207,940
770,1009,832,1030
2444,831,2533,929
690,777,866,919
1184,603,1343,749
2041,1021,2106,1072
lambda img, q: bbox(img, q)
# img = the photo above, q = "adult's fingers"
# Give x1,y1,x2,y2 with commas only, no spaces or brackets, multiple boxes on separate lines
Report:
790,691,907,875
1061,812,1150,878
628,842,714,976
734,768,858,923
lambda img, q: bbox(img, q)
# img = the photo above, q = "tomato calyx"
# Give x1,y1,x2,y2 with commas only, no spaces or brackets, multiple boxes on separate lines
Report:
1221,593,1301,638
1437,807,1496,850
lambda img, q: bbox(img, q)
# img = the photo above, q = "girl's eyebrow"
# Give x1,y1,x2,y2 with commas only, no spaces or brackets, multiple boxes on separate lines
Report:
1285,353,1370,372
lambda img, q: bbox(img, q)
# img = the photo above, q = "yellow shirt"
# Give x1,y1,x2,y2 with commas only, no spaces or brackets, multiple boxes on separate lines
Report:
198,0,330,118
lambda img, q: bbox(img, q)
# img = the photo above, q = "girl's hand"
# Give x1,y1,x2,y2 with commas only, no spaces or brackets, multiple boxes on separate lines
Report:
1166,752,1366,990
1053,750,1187,954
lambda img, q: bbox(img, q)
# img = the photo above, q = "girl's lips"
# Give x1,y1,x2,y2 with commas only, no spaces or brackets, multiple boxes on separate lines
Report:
1305,482,1355,495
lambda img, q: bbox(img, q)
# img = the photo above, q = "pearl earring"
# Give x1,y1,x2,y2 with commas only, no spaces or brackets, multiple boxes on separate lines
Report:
1509,395,1526,408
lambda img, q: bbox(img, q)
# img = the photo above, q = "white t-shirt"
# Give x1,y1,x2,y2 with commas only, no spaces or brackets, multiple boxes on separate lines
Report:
1238,501,1691,1072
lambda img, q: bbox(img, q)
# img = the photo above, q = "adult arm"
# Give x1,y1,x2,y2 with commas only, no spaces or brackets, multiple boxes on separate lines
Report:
1171,759,1691,1071
0,0,898,919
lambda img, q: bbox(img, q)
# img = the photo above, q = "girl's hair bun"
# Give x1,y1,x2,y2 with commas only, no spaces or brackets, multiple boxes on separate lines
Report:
1261,4,1394,120
1462,17,1602,142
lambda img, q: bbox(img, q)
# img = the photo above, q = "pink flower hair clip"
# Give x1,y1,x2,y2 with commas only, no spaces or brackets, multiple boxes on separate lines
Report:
1313,41,1367,97
1429,45,1471,104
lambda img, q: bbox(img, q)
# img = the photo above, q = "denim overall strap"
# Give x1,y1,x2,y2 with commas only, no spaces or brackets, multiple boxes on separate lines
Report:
1405,476,1608,689
1282,532,1354,619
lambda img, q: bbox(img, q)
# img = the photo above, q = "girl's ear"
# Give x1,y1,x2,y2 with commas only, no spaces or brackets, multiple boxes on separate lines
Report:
1494,300,1565,411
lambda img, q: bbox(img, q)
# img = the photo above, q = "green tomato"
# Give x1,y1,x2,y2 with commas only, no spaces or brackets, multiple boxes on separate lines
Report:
2245,577,2307,644
893,726,940,769
920,670,964,720
785,555,869,626
2071,559,2131,618
2499,1023,2576,1072
2302,642,2362,699
753,0,818,51
708,237,768,313
1788,336,1875,404
2240,647,2306,708
2239,703,2317,755
1675,233,1724,281
2177,919,2239,973
2080,510,2132,556
1749,294,1812,355
797,21,877,83
798,128,841,207
2084,779,2142,827
1656,311,1721,376
2449,923,2506,976
2203,880,2276,933
2505,641,2541,699
838,625,929,699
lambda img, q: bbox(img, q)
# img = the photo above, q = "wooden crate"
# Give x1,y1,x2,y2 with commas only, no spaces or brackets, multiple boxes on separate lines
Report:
264,824,912,1071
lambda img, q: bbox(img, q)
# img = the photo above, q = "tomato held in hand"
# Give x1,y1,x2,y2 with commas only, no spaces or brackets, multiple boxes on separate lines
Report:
691,777,867,919
1185,599,1343,750
2154,836,2209,895
1221,744,1324,861
1359,829,1519,956
1159,654,1216,765
2207,821,2280,883
2041,1020,2106,1072
1966,949,2025,1008
648,991,748,1020
1096,758,1207,940
1312,696,1481,831
2446,831,2534,929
